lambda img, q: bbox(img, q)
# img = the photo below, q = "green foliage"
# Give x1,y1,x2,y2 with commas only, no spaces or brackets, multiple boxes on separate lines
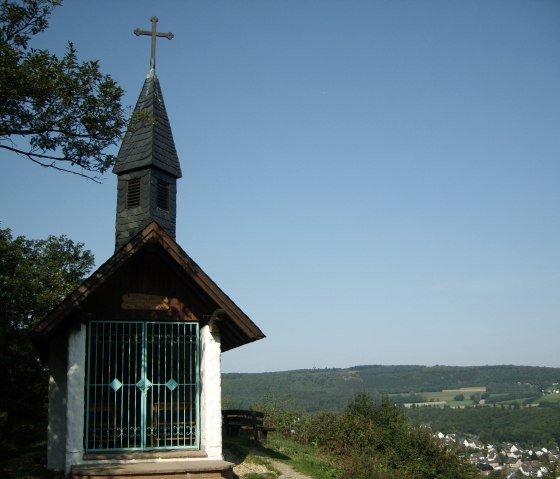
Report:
324,394,477,479
267,434,339,479
303,394,481,479
254,393,303,435
0,227,94,454
224,366,560,450
224,368,376,412
470,393,481,403
539,395,560,409
543,463,559,479
406,407,560,449
0,0,127,181
391,393,425,404
253,393,317,445
223,365,560,413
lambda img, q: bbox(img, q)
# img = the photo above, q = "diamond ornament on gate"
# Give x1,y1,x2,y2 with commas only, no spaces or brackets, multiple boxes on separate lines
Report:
166,378,178,391
136,377,152,392
110,378,123,391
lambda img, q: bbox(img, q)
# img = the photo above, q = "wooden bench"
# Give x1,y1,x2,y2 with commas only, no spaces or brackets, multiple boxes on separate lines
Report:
222,409,275,444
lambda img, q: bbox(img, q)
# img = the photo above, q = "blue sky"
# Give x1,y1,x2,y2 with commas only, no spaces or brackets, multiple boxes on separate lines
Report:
1,0,559,372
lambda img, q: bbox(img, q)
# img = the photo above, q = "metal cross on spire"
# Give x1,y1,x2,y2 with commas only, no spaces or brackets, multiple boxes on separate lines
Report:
133,16,174,70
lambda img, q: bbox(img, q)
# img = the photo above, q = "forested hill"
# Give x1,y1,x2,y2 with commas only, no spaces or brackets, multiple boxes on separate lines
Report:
222,365,560,412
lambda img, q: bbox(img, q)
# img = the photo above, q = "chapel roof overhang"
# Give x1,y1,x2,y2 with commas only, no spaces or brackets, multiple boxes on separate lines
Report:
31,222,265,361
113,69,182,178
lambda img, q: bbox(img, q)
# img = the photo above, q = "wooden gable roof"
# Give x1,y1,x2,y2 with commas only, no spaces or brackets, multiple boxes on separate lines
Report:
32,222,265,361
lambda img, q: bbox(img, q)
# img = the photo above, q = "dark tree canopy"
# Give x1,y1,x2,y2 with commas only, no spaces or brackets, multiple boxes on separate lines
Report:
0,0,127,181
0,227,94,452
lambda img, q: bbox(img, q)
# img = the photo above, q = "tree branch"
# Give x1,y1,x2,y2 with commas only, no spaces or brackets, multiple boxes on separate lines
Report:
0,144,103,183
1,0,125,180
4,128,110,140
29,156,103,183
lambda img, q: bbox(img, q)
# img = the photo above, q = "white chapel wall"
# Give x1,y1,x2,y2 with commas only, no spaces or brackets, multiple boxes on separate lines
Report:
200,323,223,460
65,323,87,473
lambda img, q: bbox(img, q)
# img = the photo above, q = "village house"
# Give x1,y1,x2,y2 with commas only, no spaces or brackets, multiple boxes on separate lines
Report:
31,18,265,479
437,433,560,477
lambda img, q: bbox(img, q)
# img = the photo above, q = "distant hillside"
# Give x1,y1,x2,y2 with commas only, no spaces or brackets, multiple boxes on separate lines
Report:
222,365,560,412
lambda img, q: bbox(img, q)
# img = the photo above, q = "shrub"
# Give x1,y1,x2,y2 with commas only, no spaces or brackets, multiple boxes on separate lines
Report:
254,393,311,440
257,393,481,478
308,393,481,479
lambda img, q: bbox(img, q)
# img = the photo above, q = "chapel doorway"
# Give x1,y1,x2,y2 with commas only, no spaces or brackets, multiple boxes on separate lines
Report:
85,321,199,451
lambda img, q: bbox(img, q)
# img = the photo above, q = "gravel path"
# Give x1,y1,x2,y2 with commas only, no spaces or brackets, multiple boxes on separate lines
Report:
226,448,315,479
267,459,314,479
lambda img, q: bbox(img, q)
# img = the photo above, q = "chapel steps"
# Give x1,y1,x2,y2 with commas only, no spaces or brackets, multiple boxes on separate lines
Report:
71,459,234,479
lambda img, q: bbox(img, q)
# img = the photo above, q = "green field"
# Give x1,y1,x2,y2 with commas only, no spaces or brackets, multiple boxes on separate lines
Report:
423,387,486,402
407,387,560,409
401,386,487,408
539,394,560,407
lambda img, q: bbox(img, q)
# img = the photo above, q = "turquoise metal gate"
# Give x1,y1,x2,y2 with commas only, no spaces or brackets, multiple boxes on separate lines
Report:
85,321,199,451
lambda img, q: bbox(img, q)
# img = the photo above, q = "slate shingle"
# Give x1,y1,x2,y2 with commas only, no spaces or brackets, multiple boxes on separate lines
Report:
113,69,182,178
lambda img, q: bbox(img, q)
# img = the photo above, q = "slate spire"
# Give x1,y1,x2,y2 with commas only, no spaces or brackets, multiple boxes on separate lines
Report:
114,69,181,177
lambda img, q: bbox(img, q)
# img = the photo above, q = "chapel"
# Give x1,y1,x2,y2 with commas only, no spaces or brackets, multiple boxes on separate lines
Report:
31,18,264,478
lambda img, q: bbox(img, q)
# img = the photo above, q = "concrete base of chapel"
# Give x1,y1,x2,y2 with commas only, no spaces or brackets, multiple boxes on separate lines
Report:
71,459,234,479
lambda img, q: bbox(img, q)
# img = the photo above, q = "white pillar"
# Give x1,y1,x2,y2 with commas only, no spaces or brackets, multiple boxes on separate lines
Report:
200,323,223,460
65,323,86,474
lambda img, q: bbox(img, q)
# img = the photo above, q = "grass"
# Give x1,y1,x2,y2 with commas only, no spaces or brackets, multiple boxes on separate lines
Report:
393,387,560,410
267,433,339,479
539,395,560,407
223,431,338,479
400,387,486,408
422,387,486,403
447,400,476,408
